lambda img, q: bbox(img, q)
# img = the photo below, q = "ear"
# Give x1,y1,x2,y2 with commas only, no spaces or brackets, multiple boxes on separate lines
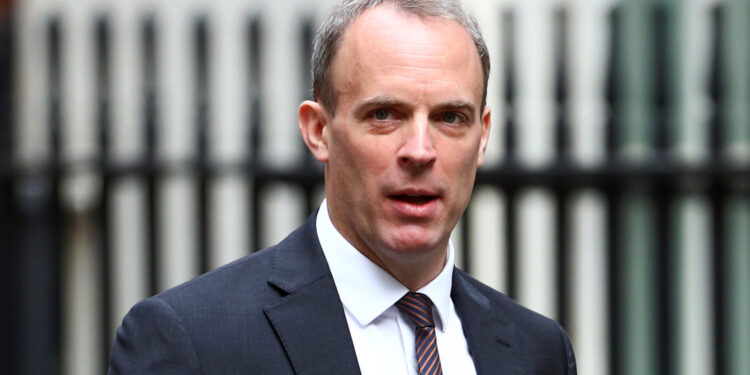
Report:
477,106,491,166
299,100,331,162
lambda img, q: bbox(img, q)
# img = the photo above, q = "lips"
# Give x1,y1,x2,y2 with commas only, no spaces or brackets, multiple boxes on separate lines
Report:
390,194,437,205
388,188,439,204
387,189,440,218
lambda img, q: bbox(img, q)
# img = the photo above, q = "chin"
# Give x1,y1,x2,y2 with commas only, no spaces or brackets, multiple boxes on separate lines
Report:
382,230,444,255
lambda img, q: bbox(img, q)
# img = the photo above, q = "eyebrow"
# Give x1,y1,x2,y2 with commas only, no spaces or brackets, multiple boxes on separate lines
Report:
437,101,477,116
354,96,477,117
354,96,405,113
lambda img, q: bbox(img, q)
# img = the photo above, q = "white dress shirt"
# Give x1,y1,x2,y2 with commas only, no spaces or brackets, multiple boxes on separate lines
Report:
317,200,478,375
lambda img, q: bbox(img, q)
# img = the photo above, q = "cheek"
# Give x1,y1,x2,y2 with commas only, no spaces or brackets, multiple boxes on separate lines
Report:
330,130,390,186
441,138,480,170
441,144,480,194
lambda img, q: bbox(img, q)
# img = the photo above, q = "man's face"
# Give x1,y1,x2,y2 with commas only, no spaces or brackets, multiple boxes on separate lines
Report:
313,6,490,267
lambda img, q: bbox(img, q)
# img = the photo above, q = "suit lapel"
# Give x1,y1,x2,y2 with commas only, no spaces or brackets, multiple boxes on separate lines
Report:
452,270,520,375
262,214,526,374
263,213,361,375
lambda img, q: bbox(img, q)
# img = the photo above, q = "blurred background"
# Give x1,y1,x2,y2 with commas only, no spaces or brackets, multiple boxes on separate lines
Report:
1,0,749,374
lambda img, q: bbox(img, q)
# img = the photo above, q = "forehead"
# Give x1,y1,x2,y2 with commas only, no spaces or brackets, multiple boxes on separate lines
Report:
331,5,483,106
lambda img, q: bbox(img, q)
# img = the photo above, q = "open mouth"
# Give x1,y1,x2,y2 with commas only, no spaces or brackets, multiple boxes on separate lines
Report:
390,194,438,205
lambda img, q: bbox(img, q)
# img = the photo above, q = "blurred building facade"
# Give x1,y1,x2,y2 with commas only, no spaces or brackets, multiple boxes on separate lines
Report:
2,0,749,374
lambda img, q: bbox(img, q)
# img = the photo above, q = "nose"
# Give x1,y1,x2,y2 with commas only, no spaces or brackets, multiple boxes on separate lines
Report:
397,120,437,169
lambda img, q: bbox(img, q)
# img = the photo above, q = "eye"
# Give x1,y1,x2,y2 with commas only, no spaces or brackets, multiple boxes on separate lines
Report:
440,112,465,124
372,109,392,121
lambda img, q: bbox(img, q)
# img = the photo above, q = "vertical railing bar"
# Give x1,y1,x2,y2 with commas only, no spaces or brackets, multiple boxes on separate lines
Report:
47,16,64,373
248,15,262,166
604,8,621,374
651,5,673,375
0,15,11,172
552,4,570,329
605,6,621,158
247,15,262,253
194,16,210,274
252,178,263,251
48,17,61,169
652,3,671,154
0,12,17,373
708,6,724,160
0,181,15,372
504,187,517,300
501,8,517,300
502,8,516,164
95,15,113,370
655,184,672,375
553,6,569,161
555,189,570,328
142,15,159,296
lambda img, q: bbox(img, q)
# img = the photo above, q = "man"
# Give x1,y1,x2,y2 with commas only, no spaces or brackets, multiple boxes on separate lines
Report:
109,0,576,374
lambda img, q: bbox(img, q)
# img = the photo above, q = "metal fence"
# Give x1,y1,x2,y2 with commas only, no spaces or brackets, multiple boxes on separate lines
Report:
2,0,749,374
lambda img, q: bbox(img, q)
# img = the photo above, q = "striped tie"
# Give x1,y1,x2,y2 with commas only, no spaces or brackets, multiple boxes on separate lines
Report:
395,292,443,375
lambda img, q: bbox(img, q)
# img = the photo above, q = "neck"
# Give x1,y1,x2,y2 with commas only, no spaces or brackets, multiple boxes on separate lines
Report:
323,198,450,291
359,242,448,291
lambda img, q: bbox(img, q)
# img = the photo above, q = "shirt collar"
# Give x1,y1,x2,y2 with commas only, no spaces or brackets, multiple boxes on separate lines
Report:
317,199,455,332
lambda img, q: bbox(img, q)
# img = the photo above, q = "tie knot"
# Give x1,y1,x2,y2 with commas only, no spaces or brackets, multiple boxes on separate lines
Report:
395,292,435,328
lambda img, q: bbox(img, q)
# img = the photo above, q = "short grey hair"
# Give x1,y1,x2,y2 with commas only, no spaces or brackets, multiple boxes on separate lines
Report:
311,0,491,115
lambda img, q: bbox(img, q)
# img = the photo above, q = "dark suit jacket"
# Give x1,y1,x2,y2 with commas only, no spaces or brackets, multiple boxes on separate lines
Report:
109,212,577,374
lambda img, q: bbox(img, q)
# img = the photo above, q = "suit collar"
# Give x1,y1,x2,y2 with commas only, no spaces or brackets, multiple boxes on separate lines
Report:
452,270,520,375
266,211,331,294
264,212,361,375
